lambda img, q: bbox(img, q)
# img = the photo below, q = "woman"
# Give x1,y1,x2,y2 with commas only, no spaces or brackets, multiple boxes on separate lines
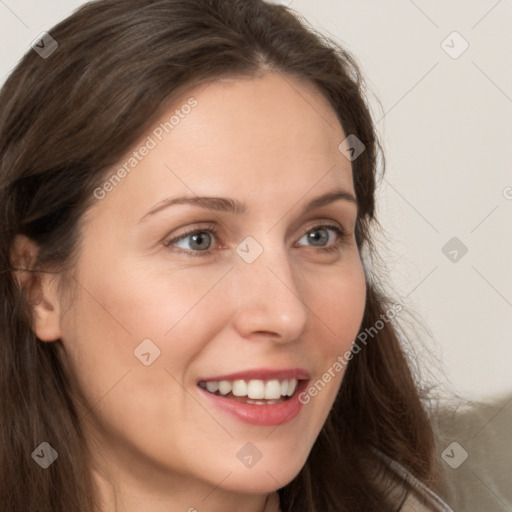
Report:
0,0,453,510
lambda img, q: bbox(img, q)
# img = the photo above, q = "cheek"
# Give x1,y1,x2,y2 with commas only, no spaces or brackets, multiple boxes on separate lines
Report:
299,257,366,412
310,257,367,353
56,261,228,464
58,257,233,400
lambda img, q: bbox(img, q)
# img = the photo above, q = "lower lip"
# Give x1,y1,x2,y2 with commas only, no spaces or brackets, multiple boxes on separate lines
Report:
197,380,309,426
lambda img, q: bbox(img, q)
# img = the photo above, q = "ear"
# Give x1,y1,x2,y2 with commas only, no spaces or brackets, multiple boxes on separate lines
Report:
10,234,63,342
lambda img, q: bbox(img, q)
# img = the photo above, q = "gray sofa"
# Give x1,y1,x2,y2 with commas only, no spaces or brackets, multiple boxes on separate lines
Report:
433,393,512,511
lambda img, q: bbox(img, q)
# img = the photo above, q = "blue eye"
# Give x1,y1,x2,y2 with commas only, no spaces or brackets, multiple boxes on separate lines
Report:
297,225,345,250
164,224,347,258
166,229,216,254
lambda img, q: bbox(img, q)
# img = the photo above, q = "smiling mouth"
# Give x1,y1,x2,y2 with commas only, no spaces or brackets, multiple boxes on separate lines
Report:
197,378,299,405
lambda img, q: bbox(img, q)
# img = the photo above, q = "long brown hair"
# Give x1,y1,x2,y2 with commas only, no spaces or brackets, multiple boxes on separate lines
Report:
0,1,437,510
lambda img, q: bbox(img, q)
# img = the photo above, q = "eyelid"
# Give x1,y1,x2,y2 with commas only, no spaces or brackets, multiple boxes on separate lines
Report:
163,219,350,257
163,223,220,249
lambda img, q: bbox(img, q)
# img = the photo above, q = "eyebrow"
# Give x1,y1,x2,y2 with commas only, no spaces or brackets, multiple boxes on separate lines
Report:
138,189,357,223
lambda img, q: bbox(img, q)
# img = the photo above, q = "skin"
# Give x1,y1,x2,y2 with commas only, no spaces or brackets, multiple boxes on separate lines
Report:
18,72,366,512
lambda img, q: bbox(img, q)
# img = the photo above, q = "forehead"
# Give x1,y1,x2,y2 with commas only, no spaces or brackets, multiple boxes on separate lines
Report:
173,72,346,164
88,72,354,223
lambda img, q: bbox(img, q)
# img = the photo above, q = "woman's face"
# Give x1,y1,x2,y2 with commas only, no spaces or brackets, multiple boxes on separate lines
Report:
52,73,366,504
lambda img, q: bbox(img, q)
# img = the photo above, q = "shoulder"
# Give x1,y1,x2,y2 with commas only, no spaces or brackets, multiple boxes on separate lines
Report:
368,449,454,512
400,488,449,512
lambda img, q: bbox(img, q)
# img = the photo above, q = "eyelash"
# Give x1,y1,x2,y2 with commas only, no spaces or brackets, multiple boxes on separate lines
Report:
163,223,348,258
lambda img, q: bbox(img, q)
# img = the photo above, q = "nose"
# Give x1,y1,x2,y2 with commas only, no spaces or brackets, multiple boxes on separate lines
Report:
230,242,308,343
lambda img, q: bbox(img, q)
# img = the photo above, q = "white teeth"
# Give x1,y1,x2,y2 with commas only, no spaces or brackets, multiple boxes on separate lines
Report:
246,399,280,405
232,379,248,396
265,380,282,400
247,380,265,399
200,378,299,399
206,381,219,393
286,378,297,396
218,380,232,395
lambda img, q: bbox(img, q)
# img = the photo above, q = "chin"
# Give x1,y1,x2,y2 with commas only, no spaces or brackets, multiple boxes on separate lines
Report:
221,468,300,495
216,452,307,494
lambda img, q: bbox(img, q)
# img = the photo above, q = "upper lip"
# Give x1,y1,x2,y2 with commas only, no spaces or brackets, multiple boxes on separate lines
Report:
198,367,311,383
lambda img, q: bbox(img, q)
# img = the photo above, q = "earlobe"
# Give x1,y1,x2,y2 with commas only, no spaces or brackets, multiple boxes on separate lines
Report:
10,235,63,342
